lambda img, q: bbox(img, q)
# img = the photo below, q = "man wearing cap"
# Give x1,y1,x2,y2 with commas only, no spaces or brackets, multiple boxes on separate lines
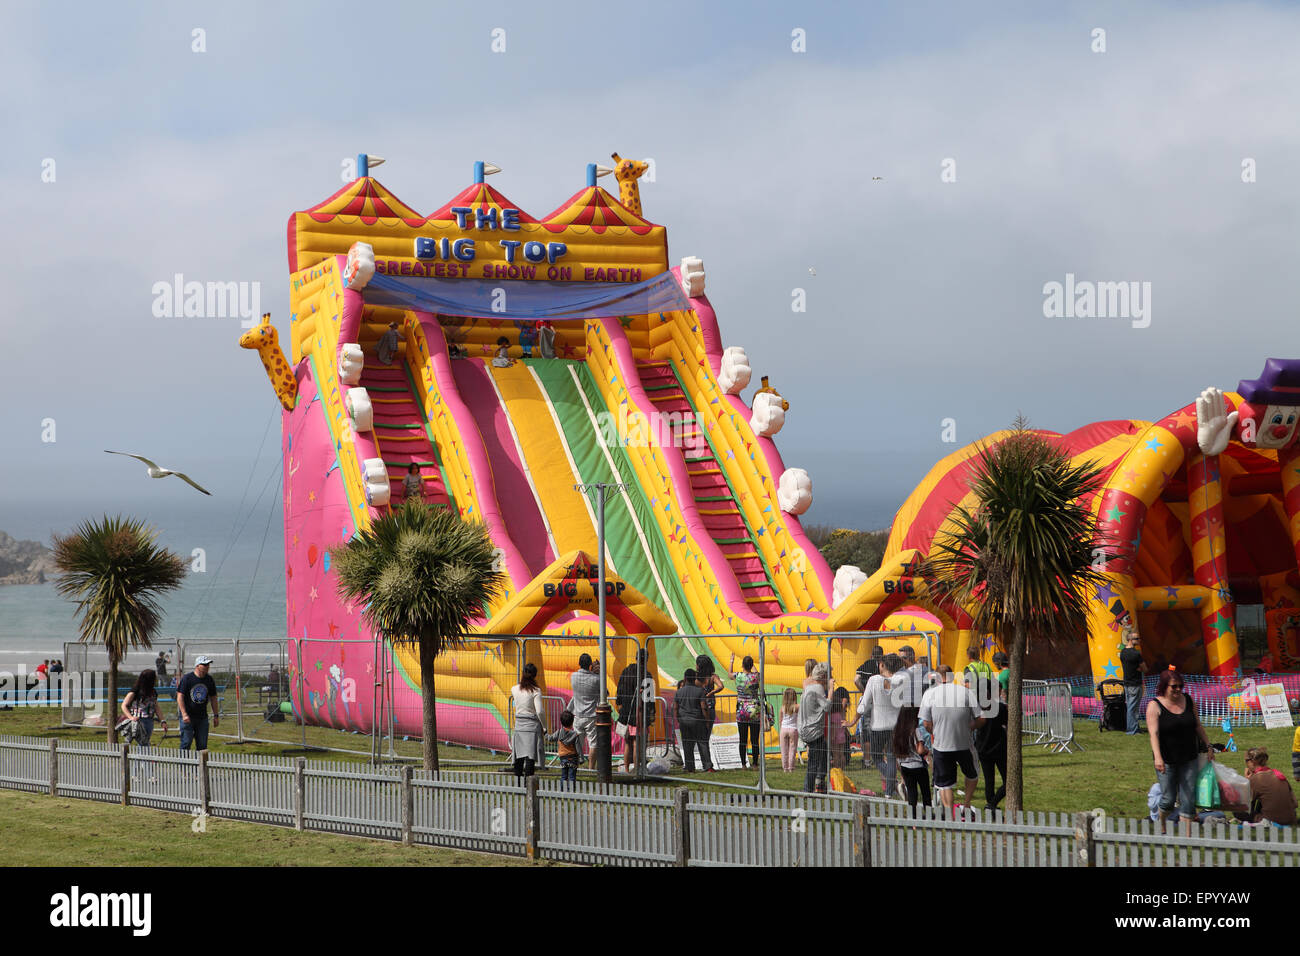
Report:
177,657,220,751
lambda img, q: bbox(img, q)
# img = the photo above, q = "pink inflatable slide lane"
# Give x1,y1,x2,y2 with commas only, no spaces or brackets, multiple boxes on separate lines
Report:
415,314,538,594
449,357,555,579
676,266,835,601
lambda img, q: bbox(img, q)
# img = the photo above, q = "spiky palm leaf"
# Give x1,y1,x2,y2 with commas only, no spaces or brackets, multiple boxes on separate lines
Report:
51,515,187,743
330,501,503,772
917,417,1111,813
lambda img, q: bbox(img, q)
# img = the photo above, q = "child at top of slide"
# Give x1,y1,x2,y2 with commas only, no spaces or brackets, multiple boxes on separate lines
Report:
492,336,513,368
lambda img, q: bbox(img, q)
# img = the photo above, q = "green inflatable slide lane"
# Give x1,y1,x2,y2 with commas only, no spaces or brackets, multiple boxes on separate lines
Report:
527,359,706,681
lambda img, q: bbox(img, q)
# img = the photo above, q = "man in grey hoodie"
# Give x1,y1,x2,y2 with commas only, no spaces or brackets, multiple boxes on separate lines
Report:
799,663,834,793
569,654,602,762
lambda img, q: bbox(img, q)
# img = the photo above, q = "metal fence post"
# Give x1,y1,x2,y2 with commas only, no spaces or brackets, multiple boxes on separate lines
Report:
371,635,382,766
400,765,413,846
524,775,540,860
1074,811,1097,867
198,750,210,816
297,638,307,748
673,787,690,866
48,738,57,796
294,757,305,831
386,641,397,759
853,796,872,867
758,635,766,797
233,639,245,743
120,745,130,806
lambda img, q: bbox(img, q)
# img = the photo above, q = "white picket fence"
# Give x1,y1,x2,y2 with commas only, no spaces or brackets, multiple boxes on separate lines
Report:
2,735,1297,866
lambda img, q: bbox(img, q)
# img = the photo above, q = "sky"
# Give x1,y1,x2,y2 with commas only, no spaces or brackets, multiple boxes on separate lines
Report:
2,0,1299,548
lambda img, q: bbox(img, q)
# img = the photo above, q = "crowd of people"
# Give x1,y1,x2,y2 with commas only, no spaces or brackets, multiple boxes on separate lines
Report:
501,641,1297,830
794,646,1008,816
501,641,1011,814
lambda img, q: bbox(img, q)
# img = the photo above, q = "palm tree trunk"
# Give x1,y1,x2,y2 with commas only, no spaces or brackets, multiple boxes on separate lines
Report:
419,639,439,773
107,657,119,745
1005,622,1026,815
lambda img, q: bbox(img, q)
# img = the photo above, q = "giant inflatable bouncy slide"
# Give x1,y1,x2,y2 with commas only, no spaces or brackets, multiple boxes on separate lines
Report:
242,155,939,746
878,362,1300,684
240,157,1300,746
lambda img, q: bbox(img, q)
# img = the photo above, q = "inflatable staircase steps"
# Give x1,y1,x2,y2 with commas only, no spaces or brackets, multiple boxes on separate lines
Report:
634,359,781,616
358,361,450,511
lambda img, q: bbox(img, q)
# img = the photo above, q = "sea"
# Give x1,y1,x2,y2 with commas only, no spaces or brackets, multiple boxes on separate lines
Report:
0,497,285,671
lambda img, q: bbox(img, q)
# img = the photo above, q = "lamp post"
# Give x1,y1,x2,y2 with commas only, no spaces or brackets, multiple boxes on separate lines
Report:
575,482,627,783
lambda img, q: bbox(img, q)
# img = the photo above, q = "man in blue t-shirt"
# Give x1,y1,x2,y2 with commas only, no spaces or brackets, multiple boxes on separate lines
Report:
176,656,220,751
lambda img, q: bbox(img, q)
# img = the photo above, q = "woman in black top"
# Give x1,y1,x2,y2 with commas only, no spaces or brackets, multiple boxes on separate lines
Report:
1145,668,1211,834
695,655,723,771
972,678,1008,811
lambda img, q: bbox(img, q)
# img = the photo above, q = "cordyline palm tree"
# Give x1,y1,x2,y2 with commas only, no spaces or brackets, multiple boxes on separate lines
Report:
917,416,1111,815
330,500,502,772
51,516,187,743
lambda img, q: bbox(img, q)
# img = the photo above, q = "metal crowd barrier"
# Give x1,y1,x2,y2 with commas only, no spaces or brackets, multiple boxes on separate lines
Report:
1021,680,1050,743
1043,682,1081,753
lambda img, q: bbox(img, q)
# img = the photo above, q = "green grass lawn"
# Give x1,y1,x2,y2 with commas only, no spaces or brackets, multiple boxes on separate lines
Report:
0,788,550,866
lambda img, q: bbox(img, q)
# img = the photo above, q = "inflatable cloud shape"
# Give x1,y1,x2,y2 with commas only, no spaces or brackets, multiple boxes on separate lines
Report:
346,387,374,432
751,391,786,437
344,242,375,290
362,457,390,507
680,256,705,298
832,565,867,610
339,343,364,386
777,468,812,514
718,346,751,395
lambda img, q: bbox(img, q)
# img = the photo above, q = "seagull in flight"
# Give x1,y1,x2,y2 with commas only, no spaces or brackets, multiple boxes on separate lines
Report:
104,451,212,496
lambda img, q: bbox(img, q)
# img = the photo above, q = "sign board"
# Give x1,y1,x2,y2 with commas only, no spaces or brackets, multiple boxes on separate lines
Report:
708,722,744,770
1256,682,1295,730
675,723,744,771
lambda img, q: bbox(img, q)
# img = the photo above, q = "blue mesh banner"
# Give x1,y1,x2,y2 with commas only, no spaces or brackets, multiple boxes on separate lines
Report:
362,269,689,320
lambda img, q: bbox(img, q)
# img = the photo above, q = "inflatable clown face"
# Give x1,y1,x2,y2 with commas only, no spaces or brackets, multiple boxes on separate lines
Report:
1246,405,1300,449
1236,358,1300,451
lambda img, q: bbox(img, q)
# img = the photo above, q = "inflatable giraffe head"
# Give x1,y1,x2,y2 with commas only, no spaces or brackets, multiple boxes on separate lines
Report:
239,313,297,410
610,152,649,217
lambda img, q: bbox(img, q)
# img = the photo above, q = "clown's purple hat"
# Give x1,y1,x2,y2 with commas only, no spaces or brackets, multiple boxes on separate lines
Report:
1237,358,1300,406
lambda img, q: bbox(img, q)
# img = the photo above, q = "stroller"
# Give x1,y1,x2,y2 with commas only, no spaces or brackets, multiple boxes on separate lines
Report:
1096,678,1127,732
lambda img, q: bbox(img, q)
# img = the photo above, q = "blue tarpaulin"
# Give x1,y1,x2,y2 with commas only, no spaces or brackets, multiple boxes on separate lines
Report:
363,269,688,320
